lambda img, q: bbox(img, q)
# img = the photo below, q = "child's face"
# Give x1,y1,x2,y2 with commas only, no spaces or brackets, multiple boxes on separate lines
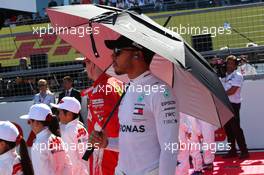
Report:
28,119,43,134
0,140,7,155
58,109,68,124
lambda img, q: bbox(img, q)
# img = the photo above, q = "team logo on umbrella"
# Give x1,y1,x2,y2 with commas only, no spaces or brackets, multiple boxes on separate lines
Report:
119,20,137,33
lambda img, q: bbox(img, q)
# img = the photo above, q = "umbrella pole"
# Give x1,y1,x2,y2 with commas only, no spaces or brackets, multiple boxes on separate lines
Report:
82,84,129,161
89,22,100,58
211,93,223,128
163,16,172,27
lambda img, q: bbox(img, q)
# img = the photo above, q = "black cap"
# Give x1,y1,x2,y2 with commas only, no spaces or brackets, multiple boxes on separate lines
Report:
105,36,155,57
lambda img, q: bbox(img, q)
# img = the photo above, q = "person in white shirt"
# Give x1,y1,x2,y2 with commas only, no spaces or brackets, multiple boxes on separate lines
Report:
237,55,257,76
0,121,34,175
89,36,179,175
221,55,249,159
51,97,89,175
33,79,55,106
20,103,73,175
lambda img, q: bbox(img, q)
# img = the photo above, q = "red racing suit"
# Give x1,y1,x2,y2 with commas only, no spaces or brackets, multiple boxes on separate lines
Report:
87,73,123,175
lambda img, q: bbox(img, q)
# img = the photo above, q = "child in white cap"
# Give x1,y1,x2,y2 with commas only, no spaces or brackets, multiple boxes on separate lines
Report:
51,96,89,175
0,121,34,175
20,103,73,175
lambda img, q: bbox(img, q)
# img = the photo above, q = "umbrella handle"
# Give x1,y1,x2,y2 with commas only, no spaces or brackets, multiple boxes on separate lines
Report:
82,83,130,161
89,22,100,58
82,147,95,161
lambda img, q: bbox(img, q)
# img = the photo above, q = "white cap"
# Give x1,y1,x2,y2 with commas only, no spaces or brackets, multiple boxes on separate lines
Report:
246,42,258,47
0,121,19,142
20,103,52,121
75,57,87,61
51,97,81,114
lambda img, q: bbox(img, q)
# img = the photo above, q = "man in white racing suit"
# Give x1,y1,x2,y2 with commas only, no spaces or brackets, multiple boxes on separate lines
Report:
89,36,179,175
199,120,216,170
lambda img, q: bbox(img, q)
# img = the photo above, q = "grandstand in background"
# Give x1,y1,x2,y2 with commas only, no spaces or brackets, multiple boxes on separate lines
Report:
0,1,264,102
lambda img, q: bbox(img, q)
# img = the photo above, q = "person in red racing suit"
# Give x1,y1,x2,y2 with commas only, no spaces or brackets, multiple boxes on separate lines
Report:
83,57,123,175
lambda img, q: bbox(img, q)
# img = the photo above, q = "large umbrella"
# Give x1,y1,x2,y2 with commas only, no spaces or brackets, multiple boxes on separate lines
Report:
47,4,233,127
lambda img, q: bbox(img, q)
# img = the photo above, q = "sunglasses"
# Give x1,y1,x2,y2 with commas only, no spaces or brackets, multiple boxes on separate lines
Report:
113,47,137,56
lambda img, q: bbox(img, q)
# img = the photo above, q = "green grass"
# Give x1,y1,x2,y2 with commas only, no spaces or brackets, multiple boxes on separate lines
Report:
0,23,81,67
0,23,50,35
153,5,264,49
0,5,263,67
146,6,214,16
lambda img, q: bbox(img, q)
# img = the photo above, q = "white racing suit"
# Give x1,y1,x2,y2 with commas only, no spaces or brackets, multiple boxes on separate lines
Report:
60,119,89,175
198,120,217,165
111,71,179,175
0,148,23,175
175,113,203,175
31,128,73,175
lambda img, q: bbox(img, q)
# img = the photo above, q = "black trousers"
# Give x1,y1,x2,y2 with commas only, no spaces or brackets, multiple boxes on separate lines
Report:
224,103,248,153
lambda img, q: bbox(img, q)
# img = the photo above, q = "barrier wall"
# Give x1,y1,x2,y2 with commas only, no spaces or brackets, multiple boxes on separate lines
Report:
0,78,264,149
240,78,264,149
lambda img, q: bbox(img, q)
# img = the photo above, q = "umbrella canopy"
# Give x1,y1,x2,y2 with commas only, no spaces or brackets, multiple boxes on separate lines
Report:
47,4,233,127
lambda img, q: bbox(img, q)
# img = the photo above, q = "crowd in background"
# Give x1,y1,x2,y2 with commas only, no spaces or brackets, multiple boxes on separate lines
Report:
0,53,257,98
4,0,264,27
209,54,257,78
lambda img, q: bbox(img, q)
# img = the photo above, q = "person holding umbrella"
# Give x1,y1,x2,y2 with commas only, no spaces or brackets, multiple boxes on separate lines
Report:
47,4,234,134
89,36,179,175
80,57,122,175
47,5,235,174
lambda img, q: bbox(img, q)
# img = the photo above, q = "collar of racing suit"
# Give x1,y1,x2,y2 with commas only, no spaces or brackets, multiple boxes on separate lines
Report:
64,118,79,130
93,73,109,87
129,70,151,85
36,127,50,141
0,148,17,161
